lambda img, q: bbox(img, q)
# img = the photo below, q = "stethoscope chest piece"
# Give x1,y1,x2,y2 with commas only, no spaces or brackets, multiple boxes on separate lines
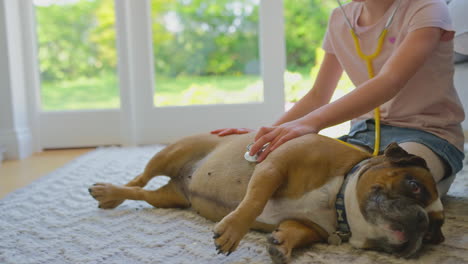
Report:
244,151,258,163
244,143,269,163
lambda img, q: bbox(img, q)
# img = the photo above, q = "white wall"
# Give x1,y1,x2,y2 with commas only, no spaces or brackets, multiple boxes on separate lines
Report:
0,0,33,159
454,63,468,132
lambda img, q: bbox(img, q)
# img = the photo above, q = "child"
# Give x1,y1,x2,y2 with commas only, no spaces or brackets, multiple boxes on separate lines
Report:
212,0,465,195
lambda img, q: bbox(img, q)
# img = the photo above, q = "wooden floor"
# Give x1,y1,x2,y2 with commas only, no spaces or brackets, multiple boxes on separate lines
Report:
0,148,94,199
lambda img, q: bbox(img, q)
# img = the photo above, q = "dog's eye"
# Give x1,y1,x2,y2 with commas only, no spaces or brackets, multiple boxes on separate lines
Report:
409,181,421,194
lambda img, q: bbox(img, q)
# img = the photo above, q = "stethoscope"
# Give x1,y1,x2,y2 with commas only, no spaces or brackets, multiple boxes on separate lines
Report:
336,0,402,156
244,0,402,163
244,143,269,163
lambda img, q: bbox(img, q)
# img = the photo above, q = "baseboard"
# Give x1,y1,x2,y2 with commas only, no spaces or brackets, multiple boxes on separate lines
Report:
0,128,33,160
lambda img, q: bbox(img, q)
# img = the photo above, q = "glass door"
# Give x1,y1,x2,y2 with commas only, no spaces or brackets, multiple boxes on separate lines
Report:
151,0,263,107
134,0,286,144
34,0,122,148
28,0,285,148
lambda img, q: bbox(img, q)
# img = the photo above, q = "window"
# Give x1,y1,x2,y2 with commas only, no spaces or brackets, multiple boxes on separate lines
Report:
151,0,263,106
34,0,119,111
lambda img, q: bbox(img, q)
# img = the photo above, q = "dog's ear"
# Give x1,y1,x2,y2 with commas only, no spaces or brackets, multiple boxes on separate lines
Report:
384,142,409,158
383,143,429,170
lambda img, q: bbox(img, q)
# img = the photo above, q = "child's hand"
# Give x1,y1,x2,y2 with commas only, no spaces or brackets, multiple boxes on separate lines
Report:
210,128,253,137
249,120,319,162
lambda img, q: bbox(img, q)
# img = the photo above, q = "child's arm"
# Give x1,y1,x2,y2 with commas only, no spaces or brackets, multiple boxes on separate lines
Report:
251,27,443,162
272,52,343,126
211,52,343,137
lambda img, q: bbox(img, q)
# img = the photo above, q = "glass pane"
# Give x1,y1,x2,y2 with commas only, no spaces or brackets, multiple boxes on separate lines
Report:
284,0,352,137
151,0,263,107
34,0,119,111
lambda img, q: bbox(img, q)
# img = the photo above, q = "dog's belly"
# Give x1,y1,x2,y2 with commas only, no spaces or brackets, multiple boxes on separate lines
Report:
256,175,343,234
185,133,345,233
188,134,257,221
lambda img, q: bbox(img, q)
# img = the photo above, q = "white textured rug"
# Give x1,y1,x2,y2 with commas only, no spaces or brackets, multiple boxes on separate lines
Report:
1,145,468,264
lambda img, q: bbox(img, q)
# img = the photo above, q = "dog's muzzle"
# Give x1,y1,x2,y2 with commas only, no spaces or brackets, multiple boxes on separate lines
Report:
363,190,430,258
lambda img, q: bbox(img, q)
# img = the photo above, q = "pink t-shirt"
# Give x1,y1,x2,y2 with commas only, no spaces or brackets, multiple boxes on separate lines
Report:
322,0,465,151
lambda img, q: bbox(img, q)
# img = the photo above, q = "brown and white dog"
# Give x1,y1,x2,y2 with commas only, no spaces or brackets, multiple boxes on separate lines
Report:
88,132,445,263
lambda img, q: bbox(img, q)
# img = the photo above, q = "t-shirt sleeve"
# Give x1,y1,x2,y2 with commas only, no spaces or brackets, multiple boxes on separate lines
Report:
407,0,454,34
322,9,337,54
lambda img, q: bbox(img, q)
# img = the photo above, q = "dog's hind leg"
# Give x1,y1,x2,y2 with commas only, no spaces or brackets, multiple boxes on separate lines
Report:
89,179,190,209
267,220,327,264
125,134,224,187
89,152,180,209
89,134,222,209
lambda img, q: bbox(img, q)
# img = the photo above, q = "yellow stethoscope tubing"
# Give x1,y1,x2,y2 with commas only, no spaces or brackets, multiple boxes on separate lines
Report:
350,29,387,156
334,0,400,156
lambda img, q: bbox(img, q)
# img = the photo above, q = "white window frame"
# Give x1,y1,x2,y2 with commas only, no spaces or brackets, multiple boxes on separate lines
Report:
14,0,286,152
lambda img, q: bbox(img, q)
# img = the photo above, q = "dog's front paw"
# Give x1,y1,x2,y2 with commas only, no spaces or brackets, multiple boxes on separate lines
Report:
267,229,292,264
213,212,250,255
88,183,125,209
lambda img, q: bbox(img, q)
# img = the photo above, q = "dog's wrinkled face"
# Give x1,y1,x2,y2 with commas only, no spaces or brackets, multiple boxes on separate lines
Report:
353,143,444,258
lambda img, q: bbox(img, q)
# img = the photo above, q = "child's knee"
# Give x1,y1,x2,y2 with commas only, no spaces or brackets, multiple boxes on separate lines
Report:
398,142,446,183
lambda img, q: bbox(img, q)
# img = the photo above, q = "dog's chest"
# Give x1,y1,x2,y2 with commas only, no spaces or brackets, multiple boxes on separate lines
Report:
256,175,344,234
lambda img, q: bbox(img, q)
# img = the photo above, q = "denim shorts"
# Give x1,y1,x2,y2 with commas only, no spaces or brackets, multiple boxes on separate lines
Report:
338,120,465,175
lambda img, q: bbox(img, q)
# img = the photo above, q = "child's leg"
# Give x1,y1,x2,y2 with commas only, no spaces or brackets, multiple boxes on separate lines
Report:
398,142,446,182
398,142,452,195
